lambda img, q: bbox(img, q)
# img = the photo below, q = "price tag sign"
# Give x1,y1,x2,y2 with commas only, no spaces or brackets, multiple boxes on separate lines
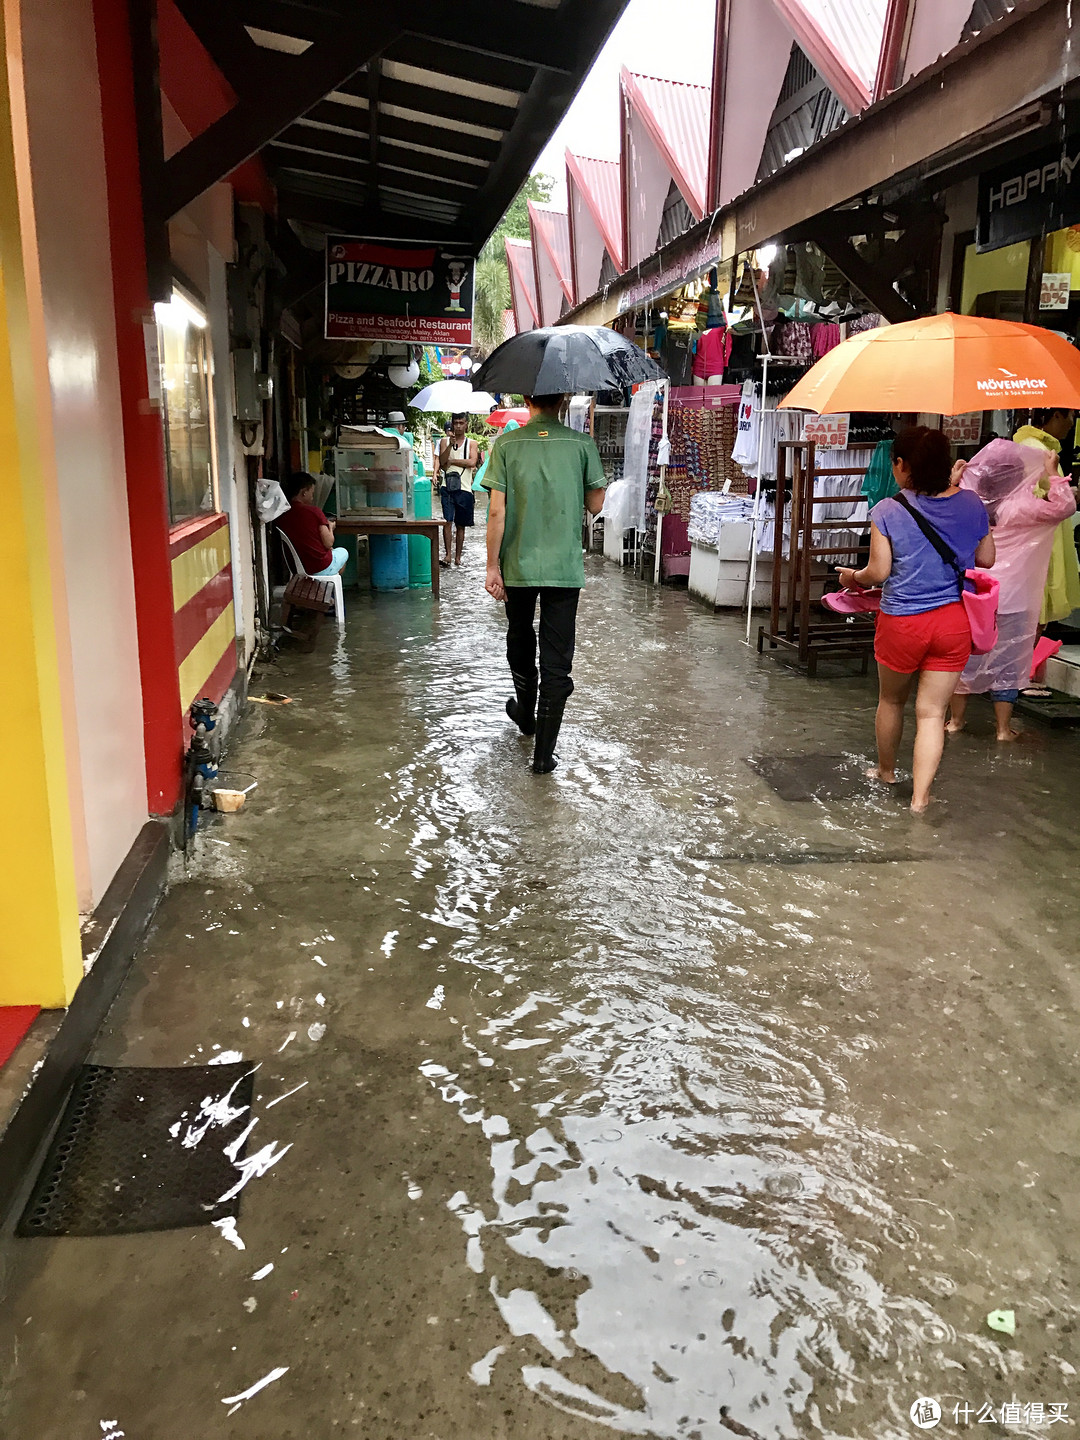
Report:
1040,272,1071,310
804,413,850,449
942,412,983,444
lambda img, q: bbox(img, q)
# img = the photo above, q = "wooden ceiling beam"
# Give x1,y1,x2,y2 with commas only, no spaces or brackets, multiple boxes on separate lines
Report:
227,0,574,73
334,74,517,133
159,14,405,218
276,185,469,245
304,99,501,164
269,147,472,204
804,223,919,323
277,127,487,183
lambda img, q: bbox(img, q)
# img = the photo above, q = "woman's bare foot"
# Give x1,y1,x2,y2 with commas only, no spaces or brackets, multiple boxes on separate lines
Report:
944,719,965,735
866,765,897,784
996,727,1022,742
910,795,931,814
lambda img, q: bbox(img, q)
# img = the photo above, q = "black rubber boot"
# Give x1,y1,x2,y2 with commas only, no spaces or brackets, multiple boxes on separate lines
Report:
506,672,537,736
531,697,566,774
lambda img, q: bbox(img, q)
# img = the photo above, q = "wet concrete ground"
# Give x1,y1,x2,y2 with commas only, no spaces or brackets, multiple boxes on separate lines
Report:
2,535,1079,1439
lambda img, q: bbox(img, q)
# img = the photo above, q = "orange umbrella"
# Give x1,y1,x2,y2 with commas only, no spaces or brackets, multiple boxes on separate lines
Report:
779,312,1080,416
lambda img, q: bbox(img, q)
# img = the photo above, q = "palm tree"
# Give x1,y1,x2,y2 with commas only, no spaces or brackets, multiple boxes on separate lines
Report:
472,251,511,358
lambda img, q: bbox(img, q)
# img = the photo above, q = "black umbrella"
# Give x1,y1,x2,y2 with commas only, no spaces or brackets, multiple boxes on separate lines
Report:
472,325,665,395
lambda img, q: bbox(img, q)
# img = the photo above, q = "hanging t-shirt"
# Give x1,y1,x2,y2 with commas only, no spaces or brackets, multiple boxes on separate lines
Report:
731,380,759,470
692,326,732,381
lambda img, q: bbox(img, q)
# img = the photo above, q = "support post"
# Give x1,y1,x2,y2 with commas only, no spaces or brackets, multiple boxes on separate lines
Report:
0,0,83,1005
654,379,668,585
95,0,186,814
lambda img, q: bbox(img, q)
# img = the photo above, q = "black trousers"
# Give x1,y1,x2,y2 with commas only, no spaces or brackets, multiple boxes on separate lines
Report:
504,587,580,703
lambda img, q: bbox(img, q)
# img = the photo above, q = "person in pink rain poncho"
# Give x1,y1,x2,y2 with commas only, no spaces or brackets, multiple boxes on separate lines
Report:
947,438,1076,741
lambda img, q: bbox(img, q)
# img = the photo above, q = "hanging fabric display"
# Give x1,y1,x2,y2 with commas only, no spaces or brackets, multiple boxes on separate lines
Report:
603,384,656,535
731,379,759,470
810,323,842,360
691,326,732,384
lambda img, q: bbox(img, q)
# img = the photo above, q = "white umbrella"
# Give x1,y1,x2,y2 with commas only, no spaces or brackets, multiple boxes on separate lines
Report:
411,379,495,413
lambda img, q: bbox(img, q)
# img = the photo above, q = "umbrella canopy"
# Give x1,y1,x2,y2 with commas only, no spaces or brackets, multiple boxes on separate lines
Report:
487,407,531,429
779,312,1080,416
472,325,664,395
411,379,495,414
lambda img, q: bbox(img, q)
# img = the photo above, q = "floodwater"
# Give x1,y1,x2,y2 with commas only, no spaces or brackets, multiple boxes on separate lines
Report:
2,537,1079,1440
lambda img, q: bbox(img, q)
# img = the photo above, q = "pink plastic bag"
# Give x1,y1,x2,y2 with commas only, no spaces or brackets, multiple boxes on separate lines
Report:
1031,635,1063,678
962,570,999,655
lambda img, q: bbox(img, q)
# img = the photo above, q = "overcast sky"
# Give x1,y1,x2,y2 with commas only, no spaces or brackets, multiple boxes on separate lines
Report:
535,0,717,207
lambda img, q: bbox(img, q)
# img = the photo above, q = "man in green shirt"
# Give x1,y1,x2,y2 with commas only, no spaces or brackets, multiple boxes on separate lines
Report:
484,394,607,774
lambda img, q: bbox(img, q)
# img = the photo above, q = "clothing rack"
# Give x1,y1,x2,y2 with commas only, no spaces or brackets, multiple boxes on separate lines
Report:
757,441,876,676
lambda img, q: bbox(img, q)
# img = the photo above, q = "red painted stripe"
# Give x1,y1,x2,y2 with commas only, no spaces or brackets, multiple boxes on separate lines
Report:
0,1007,40,1069
93,0,185,813
334,241,437,268
156,0,274,211
173,565,233,666
169,512,228,560
192,639,240,712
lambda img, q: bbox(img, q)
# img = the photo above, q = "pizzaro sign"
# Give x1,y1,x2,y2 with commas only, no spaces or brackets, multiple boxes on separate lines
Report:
325,237,475,344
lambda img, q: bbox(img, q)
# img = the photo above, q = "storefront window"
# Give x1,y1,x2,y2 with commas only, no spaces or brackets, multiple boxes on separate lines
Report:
960,240,1030,319
156,288,217,525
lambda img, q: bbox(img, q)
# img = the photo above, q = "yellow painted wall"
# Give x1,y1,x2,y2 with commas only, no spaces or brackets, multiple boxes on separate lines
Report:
171,527,231,610
960,240,1030,315
1043,228,1080,290
0,0,82,1005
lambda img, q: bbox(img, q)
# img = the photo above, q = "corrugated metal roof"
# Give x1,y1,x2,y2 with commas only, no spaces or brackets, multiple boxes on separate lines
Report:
773,0,887,112
622,70,710,221
528,202,574,304
962,0,1017,39
802,0,886,93
565,153,625,271
757,43,848,181
505,237,539,330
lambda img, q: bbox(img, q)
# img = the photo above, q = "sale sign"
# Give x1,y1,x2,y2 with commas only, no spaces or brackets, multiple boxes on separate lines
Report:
804,413,850,449
942,412,983,444
1039,272,1071,310
325,237,475,343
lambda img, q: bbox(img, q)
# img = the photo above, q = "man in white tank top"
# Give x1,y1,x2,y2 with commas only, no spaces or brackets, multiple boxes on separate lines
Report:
435,413,480,567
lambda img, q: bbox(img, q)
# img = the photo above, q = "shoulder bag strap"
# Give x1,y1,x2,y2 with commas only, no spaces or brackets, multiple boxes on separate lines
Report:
893,492,964,587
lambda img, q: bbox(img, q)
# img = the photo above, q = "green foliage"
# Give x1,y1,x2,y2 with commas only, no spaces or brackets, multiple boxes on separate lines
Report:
473,253,511,358
470,173,554,357
481,172,555,258
417,347,443,385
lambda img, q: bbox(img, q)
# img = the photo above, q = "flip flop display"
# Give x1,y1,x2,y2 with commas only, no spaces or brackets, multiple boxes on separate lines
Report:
821,587,883,615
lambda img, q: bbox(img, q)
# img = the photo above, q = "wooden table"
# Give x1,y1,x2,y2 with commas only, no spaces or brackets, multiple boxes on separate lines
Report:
334,517,444,599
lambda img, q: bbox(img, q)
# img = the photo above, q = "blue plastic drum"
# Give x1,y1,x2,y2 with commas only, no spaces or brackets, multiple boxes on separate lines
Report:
368,484,410,590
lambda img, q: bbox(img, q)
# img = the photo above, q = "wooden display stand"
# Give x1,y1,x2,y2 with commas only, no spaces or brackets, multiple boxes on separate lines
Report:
757,440,876,676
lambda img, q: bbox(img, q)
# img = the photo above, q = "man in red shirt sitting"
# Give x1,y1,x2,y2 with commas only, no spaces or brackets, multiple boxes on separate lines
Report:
278,474,348,577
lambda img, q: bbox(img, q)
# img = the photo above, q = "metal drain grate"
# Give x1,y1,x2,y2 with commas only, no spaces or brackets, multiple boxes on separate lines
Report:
1015,689,1080,725
747,754,870,803
17,1062,255,1238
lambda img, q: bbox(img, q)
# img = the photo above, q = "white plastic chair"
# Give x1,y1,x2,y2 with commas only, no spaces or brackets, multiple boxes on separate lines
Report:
278,529,346,625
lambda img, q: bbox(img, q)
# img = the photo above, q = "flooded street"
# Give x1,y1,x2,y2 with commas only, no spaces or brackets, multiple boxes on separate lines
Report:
2,539,1079,1439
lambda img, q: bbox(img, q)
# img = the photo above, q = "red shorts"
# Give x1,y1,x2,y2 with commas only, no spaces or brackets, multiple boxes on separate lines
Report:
875,602,972,674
